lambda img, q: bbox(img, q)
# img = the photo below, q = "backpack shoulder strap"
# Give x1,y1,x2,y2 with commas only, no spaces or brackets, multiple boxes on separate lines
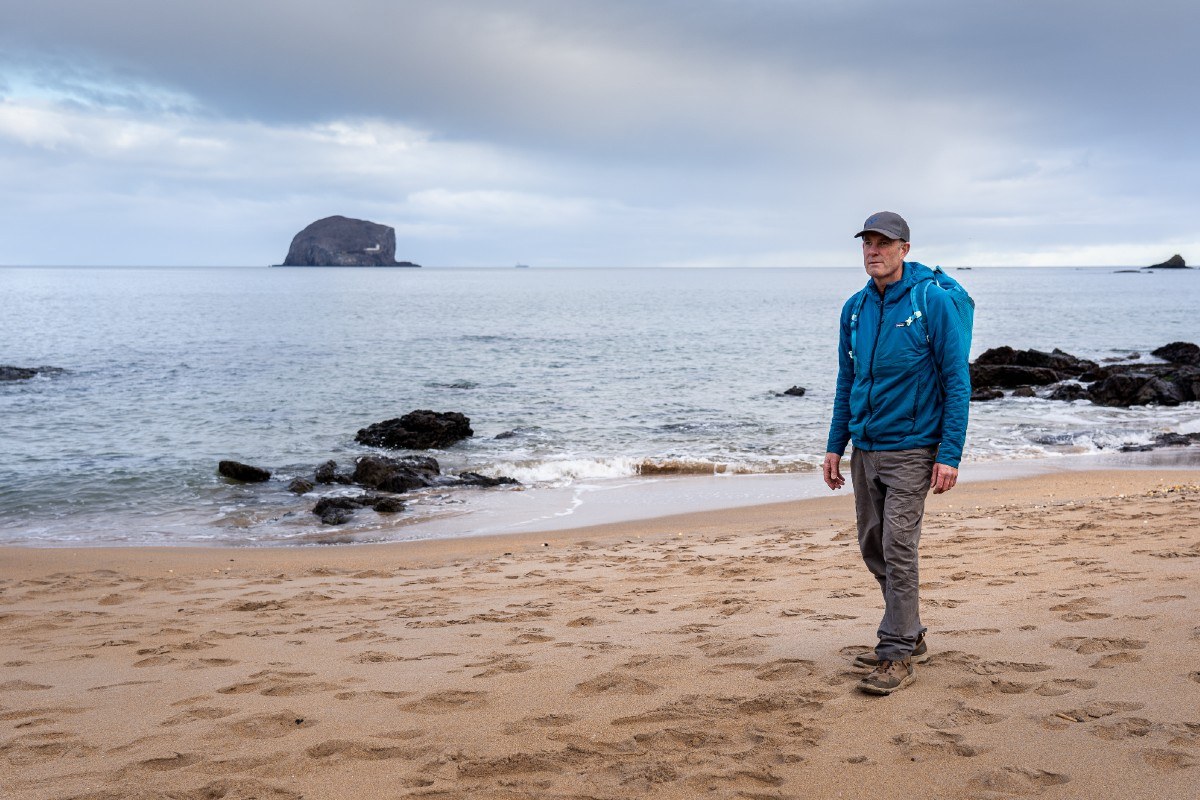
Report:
848,288,869,370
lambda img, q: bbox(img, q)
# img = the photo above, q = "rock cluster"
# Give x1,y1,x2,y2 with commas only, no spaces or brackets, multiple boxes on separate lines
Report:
1147,254,1188,269
220,410,514,526
971,341,1200,408
280,216,420,267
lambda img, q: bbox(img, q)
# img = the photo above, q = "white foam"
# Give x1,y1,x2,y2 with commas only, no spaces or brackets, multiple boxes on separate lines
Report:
484,457,642,485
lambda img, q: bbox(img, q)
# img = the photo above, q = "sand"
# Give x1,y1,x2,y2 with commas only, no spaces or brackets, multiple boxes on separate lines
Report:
2,469,1198,799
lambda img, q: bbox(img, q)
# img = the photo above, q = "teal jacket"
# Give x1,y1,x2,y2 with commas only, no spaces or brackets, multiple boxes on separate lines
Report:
826,262,971,467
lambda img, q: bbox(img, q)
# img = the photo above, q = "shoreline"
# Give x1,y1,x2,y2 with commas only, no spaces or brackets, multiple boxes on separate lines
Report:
3,467,1197,572
3,468,1198,799
4,448,1200,550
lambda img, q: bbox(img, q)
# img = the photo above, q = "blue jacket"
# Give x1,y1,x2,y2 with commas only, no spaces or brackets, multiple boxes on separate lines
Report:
826,261,971,468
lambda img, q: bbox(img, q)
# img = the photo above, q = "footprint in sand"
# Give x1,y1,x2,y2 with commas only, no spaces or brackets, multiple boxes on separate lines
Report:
966,766,1070,796
892,730,981,758
226,711,316,739
926,703,1005,731
1092,717,1153,741
1043,701,1144,729
161,707,235,727
1052,636,1148,655
126,752,203,772
305,739,425,762
753,659,818,682
400,690,488,713
573,672,660,697
1139,748,1197,771
1090,651,1143,669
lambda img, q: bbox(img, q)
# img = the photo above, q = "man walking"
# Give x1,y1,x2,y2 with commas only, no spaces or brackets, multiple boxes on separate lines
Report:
823,211,970,695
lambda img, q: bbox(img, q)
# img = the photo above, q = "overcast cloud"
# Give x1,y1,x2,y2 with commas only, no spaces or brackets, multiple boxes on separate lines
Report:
1,0,1197,266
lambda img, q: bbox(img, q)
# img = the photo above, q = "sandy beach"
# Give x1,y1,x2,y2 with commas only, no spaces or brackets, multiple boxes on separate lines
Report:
2,469,1198,799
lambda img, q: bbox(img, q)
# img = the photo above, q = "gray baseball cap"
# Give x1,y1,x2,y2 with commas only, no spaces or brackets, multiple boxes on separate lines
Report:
854,211,909,241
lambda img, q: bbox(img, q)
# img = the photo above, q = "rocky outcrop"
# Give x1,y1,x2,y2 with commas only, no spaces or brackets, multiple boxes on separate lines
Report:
1152,341,1200,366
1146,254,1188,269
280,216,420,267
970,342,1200,407
1,365,66,381
356,410,474,450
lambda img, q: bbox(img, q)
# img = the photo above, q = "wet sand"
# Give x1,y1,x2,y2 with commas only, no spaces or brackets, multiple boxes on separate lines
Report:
2,469,1198,799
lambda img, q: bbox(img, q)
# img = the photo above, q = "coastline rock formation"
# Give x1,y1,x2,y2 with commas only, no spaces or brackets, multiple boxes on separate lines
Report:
1146,254,1188,269
281,216,420,267
970,342,1200,407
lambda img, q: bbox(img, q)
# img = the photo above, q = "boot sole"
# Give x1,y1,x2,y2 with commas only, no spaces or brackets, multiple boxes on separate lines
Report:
852,651,930,670
858,670,916,695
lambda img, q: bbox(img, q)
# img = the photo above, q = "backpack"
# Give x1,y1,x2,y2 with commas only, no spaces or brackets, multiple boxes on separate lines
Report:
848,263,974,372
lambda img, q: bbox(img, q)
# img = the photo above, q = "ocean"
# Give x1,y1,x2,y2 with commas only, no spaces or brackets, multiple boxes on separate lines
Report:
3,265,1198,546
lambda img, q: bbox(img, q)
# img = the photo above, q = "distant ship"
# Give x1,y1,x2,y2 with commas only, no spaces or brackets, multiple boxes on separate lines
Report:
514,263,530,268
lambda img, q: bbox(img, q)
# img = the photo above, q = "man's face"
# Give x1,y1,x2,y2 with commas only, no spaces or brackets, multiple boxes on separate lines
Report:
861,232,910,287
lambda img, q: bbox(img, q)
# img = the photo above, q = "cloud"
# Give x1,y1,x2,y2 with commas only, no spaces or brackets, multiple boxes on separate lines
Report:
1,1,1199,266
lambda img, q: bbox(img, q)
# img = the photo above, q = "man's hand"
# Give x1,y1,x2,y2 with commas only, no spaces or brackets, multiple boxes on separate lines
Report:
931,462,958,494
822,452,845,491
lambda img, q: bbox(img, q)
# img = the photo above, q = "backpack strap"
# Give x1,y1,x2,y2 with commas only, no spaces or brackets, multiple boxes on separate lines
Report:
848,288,869,370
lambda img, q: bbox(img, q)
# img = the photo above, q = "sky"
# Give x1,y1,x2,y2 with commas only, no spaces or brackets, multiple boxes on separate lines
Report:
1,0,1198,267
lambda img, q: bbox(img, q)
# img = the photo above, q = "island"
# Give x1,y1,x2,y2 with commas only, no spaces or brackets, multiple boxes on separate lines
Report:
278,216,420,267
1145,254,1189,269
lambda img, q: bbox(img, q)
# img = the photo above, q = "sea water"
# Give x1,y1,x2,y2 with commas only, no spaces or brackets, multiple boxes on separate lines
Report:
2,266,1198,546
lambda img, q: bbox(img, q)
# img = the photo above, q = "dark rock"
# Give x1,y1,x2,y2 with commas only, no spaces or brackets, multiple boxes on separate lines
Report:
288,478,315,495
456,472,520,488
494,430,518,440
280,216,419,267
355,410,474,450
781,386,806,397
1152,342,1200,366
372,497,407,513
1089,373,1185,407
313,460,353,485
314,460,338,483
353,455,441,492
971,388,1004,402
1011,386,1036,398
1146,254,1187,269
970,364,1062,389
317,506,354,526
312,495,370,514
0,365,66,381
218,461,271,483
1119,432,1200,452
973,347,1097,377
1048,383,1089,402
1078,367,1112,382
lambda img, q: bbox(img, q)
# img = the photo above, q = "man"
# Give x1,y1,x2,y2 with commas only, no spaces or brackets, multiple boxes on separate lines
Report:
822,211,970,695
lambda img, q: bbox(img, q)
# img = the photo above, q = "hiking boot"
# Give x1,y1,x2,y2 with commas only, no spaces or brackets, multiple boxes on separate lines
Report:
858,658,915,695
852,633,928,669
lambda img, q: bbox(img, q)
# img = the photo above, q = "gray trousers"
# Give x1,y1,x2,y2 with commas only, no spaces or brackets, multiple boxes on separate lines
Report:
850,446,936,661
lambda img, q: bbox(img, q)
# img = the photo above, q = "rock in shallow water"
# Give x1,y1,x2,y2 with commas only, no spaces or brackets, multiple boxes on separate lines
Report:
218,461,271,483
355,410,474,450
